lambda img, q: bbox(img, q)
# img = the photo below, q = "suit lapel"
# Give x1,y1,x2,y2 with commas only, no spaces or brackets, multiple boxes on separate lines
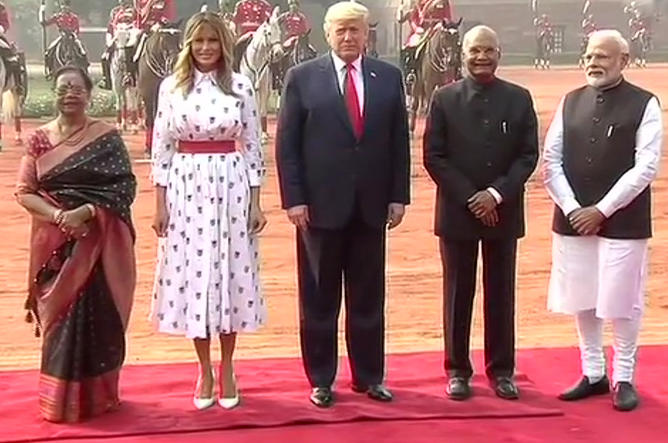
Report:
319,55,355,138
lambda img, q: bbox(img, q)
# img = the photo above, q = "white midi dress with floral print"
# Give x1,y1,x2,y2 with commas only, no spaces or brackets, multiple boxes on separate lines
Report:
150,70,266,339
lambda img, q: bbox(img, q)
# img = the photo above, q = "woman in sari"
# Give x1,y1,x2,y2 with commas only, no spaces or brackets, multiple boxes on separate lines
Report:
15,66,137,423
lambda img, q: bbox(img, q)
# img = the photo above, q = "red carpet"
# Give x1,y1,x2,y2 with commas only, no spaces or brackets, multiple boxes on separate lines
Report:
2,346,668,443
0,349,562,442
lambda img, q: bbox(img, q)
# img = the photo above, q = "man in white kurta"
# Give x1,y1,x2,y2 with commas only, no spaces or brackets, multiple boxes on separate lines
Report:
544,30,662,412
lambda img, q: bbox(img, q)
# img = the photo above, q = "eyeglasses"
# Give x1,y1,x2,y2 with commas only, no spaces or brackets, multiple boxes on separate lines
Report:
55,85,88,96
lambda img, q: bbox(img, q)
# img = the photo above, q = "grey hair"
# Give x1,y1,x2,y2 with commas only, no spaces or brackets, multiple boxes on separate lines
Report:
588,29,630,54
462,25,500,51
323,1,370,34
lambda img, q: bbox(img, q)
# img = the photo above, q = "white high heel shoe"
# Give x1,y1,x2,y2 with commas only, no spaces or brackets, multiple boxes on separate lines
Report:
218,372,240,410
193,370,216,410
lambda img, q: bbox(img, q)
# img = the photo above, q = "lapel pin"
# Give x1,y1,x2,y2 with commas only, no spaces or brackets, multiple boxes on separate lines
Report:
370,71,377,78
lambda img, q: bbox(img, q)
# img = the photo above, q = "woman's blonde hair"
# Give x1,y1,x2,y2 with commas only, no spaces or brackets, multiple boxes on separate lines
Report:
172,12,236,96
323,1,369,34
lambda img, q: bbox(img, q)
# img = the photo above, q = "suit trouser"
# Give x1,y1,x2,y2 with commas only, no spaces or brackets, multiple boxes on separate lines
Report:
297,215,386,388
439,237,517,379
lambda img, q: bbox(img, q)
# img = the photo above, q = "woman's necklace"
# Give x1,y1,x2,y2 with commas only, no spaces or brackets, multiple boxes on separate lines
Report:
56,117,89,147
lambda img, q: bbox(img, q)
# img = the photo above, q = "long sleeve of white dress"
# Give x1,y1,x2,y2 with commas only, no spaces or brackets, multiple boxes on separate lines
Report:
236,76,265,187
151,76,177,187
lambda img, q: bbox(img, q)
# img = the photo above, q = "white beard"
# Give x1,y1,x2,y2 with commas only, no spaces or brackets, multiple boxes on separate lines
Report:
586,74,621,89
586,76,607,88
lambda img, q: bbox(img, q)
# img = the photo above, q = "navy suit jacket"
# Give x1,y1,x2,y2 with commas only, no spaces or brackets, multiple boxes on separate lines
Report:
276,54,410,229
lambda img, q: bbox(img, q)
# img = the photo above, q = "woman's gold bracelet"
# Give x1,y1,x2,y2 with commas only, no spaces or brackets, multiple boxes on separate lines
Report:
52,209,64,224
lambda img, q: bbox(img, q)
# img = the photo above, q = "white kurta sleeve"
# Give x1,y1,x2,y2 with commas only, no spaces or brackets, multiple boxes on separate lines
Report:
595,97,663,218
239,77,265,187
151,78,177,187
543,97,582,216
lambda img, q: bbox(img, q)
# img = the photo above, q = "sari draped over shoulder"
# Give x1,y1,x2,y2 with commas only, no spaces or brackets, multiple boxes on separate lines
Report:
15,120,137,423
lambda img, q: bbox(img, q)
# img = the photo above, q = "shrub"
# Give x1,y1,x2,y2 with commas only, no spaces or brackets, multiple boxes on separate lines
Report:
22,90,117,118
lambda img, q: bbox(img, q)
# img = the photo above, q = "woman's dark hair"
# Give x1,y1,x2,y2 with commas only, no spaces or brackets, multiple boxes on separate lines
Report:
52,66,94,93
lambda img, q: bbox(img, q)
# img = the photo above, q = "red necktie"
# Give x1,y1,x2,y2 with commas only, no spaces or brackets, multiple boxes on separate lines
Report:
344,64,363,139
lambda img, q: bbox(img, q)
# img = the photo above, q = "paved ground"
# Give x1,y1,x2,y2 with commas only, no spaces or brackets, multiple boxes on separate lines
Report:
1,66,667,370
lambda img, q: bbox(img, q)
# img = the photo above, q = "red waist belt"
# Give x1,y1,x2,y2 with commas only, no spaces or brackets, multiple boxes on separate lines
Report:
178,140,236,154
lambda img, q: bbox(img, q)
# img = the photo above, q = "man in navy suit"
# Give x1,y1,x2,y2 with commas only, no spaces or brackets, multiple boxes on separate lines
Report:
276,1,410,408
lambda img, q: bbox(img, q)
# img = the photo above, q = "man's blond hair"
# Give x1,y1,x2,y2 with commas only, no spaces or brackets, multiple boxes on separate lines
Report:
323,1,370,34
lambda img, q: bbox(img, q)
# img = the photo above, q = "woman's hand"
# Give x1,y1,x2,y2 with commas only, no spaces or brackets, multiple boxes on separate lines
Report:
248,203,267,235
153,186,169,237
152,204,170,237
57,206,91,234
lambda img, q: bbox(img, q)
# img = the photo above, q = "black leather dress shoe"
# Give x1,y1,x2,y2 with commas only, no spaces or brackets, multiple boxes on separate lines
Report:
352,384,393,402
310,387,334,408
492,377,519,400
613,382,638,411
558,375,610,401
446,377,471,401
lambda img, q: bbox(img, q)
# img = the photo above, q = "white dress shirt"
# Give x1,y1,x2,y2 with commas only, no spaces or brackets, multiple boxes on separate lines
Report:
331,51,365,116
543,95,662,218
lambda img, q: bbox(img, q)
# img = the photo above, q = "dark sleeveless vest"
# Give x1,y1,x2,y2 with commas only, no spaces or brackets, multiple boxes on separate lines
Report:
552,80,654,239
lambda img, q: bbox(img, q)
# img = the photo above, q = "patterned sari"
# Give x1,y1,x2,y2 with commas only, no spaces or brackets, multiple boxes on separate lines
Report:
16,120,137,423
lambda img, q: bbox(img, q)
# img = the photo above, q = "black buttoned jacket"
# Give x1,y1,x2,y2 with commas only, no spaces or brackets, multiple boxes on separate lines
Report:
424,77,539,239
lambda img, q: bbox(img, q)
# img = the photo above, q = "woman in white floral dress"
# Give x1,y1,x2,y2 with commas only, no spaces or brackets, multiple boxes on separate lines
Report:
150,12,267,410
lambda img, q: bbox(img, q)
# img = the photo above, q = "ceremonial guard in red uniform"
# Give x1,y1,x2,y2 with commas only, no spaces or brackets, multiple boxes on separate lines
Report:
418,0,452,30
272,0,314,90
278,0,310,49
40,0,88,79
534,13,552,38
628,13,647,42
100,0,138,90
628,11,651,66
579,13,597,66
533,13,554,68
233,0,272,39
43,1,81,35
108,1,138,44
582,14,597,37
133,0,176,64
232,0,272,70
136,0,175,31
399,0,452,74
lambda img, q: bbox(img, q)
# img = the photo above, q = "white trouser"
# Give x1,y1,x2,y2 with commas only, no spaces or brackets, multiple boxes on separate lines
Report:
576,308,643,385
